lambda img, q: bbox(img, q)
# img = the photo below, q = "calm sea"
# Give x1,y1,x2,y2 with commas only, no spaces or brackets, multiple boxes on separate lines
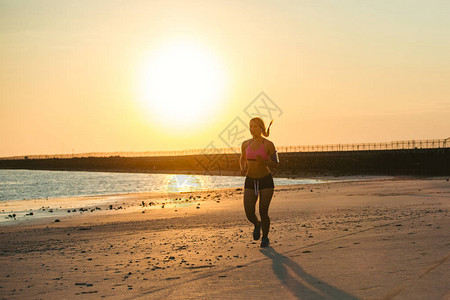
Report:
0,169,334,202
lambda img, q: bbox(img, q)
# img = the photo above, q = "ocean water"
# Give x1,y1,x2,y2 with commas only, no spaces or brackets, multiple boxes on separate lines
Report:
0,169,333,202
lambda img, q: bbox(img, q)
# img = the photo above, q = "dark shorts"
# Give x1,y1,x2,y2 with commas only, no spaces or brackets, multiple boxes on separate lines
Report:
245,174,275,191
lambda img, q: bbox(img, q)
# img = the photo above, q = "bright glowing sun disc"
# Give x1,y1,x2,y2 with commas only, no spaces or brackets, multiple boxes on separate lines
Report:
137,40,226,130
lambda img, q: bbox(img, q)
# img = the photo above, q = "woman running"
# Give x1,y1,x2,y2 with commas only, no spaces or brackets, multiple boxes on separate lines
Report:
240,117,279,247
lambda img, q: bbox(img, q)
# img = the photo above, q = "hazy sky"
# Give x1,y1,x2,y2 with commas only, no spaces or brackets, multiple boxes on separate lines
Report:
1,0,449,157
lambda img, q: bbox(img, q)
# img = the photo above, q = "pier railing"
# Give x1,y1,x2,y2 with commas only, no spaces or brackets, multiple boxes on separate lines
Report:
1,138,449,160
277,138,449,153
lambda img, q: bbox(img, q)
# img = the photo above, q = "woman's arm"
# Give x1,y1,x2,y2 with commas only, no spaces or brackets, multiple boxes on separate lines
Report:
240,141,248,176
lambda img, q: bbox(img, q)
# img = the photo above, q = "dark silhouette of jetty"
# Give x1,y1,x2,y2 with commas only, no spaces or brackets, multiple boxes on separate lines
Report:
1,139,448,176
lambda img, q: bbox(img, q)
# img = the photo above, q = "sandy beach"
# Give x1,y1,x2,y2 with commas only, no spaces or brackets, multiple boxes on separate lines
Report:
0,177,449,299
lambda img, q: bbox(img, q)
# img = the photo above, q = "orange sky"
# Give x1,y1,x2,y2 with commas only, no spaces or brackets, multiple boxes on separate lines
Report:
1,1,449,157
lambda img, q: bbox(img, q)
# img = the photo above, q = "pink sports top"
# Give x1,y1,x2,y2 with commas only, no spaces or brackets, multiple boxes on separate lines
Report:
246,140,270,160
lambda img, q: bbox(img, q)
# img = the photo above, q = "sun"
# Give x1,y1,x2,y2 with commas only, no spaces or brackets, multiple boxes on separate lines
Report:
137,39,227,130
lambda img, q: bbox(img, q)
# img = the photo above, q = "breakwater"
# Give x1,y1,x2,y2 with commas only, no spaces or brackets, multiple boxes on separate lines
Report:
0,148,448,176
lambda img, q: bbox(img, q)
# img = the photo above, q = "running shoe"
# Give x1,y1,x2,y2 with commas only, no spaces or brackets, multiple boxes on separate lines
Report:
260,237,270,248
253,221,261,240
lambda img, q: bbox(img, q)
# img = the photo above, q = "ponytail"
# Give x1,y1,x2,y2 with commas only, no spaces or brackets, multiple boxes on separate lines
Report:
265,120,273,137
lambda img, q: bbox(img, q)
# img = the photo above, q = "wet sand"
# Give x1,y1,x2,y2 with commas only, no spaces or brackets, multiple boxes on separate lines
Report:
0,177,449,299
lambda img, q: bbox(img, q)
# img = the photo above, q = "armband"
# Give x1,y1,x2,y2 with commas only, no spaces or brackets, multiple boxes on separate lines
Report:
270,151,279,164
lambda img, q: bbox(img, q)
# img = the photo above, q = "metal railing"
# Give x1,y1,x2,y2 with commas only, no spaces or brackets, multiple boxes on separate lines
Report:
277,138,449,153
1,138,448,160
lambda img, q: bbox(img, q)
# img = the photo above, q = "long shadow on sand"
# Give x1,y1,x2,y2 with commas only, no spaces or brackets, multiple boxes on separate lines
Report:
260,247,359,300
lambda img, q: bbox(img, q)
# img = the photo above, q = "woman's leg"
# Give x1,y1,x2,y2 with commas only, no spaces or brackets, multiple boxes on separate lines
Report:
243,188,259,225
259,188,274,238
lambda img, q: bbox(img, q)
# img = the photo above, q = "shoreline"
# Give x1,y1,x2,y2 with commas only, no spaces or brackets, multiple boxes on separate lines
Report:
0,175,445,229
0,170,394,204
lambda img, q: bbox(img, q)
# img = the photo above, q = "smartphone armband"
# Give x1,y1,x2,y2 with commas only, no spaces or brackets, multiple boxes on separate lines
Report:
270,151,279,164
